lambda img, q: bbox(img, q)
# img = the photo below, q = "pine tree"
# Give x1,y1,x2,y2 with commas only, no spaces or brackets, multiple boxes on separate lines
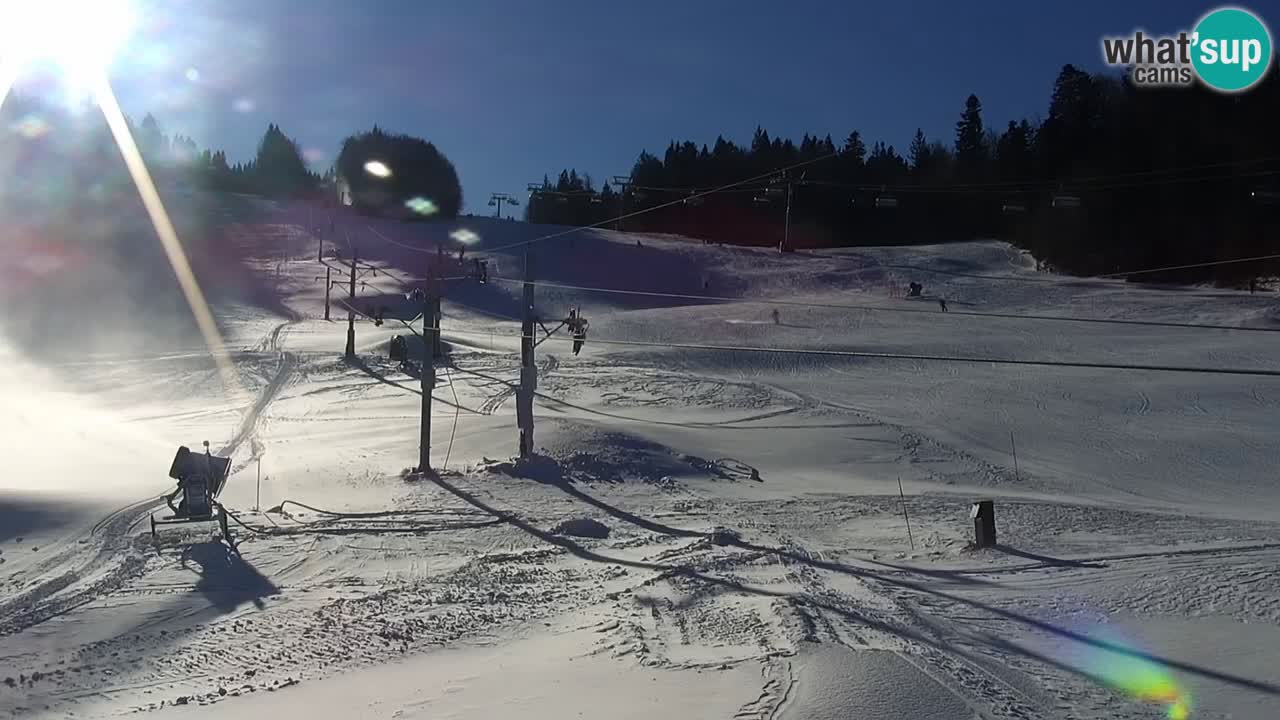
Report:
253,123,313,196
954,94,988,180
908,128,930,176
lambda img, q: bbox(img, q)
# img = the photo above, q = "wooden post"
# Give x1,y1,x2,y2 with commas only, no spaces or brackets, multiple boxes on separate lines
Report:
345,250,357,360
255,458,262,512
324,266,331,321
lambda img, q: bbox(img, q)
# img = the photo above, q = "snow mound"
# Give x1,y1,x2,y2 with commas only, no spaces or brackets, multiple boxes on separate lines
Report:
550,517,610,539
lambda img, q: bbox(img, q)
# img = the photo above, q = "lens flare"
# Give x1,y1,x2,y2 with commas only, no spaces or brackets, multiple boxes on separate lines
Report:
405,196,437,216
91,70,245,404
232,97,255,113
364,160,392,178
10,113,50,138
1,0,135,83
450,228,480,245
1078,630,1192,719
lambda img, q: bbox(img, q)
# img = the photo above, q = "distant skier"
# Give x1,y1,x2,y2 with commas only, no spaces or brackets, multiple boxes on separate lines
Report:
938,298,949,312
771,308,781,325
1250,277,1258,294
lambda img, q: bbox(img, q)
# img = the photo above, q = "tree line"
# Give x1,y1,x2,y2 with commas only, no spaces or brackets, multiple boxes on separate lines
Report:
527,65,1280,284
0,95,463,221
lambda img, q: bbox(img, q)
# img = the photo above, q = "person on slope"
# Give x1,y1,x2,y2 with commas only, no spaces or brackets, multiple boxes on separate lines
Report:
771,308,781,325
938,298,948,312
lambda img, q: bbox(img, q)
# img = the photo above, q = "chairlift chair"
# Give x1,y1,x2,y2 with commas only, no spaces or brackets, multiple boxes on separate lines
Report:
874,195,899,209
1002,202,1027,214
1052,187,1081,209
1251,189,1280,205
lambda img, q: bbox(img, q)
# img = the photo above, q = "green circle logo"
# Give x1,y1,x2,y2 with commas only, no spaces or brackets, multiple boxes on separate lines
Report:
1192,7,1273,92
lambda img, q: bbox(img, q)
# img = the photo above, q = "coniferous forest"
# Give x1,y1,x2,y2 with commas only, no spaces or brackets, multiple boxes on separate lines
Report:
527,66,1280,284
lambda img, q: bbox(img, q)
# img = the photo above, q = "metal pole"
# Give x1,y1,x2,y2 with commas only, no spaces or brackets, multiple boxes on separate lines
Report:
782,178,793,253
345,249,357,360
324,266,331,320
517,250,536,458
432,292,442,359
898,477,915,550
419,264,436,473
256,458,261,512
1010,431,1020,482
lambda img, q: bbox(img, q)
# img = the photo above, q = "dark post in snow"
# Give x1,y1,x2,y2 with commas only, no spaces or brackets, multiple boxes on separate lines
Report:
419,263,437,473
345,249,358,360
517,249,536,459
971,500,996,548
781,176,793,254
431,289,443,360
323,266,331,321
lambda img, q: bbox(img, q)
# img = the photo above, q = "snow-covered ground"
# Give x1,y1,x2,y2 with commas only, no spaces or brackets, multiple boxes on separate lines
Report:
2,195,1279,719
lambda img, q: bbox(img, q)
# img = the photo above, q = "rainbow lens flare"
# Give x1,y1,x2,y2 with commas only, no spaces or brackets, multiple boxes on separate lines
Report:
1081,632,1192,719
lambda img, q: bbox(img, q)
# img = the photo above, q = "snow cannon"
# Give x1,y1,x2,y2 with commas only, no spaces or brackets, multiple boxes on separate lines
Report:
150,441,234,547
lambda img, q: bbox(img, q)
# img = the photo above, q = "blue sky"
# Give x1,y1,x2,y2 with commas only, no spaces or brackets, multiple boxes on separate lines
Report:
37,0,1250,211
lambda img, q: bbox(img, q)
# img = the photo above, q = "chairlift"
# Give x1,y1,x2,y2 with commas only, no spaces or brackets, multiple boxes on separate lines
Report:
874,186,898,209
1052,194,1081,209
752,194,772,204
632,191,648,202
590,196,603,204
1251,189,1280,204
487,198,497,207
556,196,569,205
1002,202,1027,214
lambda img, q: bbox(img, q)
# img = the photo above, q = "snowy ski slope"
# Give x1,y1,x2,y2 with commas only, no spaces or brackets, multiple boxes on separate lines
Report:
2,193,1278,719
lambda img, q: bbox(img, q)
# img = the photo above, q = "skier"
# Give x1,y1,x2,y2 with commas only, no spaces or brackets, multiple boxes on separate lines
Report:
771,308,781,325
1250,277,1257,294
567,308,589,356
938,298,948,312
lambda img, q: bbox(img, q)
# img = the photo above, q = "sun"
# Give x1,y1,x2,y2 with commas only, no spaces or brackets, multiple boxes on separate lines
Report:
1,0,136,76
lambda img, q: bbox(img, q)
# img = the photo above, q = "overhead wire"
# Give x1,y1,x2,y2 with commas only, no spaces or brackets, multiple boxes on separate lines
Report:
442,365,461,471
481,151,841,254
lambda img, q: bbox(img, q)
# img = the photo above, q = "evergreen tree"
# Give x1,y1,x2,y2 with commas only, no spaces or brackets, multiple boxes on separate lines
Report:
335,127,462,218
954,94,988,180
253,123,314,197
